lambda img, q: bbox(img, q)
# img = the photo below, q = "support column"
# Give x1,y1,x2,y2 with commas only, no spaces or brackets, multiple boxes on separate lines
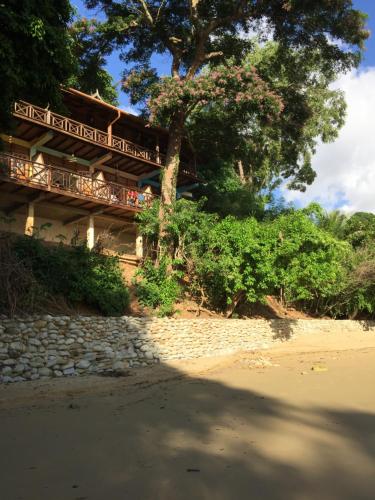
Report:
25,202,35,236
87,215,95,249
135,228,143,259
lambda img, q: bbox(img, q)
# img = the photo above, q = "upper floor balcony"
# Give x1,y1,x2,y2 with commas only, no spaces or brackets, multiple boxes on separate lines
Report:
13,100,197,179
14,100,165,168
0,153,156,213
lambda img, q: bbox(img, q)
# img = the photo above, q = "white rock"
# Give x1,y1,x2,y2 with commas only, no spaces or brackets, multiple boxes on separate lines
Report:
76,359,91,369
61,361,74,370
3,359,16,366
63,367,75,376
39,367,52,377
29,338,41,346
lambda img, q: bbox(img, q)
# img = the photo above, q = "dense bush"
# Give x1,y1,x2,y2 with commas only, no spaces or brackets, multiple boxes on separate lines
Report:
1,233,129,316
136,200,375,318
133,258,181,317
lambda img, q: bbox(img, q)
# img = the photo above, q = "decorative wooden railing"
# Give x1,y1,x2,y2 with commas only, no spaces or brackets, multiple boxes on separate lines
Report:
0,153,155,211
14,100,167,166
13,101,197,177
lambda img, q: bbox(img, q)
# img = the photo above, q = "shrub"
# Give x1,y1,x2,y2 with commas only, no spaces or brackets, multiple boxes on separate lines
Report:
134,258,181,316
8,234,129,316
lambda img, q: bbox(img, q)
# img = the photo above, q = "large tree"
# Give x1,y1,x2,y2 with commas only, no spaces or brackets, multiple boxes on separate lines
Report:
86,0,368,256
0,0,75,131
189,41,347,199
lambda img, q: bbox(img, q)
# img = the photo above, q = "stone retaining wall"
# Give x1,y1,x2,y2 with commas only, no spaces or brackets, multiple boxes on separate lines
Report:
1,316,374,383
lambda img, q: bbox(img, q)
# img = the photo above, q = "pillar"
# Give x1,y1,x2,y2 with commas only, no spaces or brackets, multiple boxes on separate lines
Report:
87,215,95,249
135,228,143,259
25,202,35,236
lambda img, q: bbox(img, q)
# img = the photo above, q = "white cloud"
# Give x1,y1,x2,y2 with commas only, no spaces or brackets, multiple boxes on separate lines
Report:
283,67,375,214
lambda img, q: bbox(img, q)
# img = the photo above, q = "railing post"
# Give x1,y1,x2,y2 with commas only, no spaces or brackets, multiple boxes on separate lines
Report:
136,227,144,259
87,215,95,250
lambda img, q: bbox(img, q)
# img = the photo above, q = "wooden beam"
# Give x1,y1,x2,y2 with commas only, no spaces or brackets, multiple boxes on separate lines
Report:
63,208,103,226
0,134,30,149
98,164,138,181
30,131,54,148
1,134,153,182
4,191,48,215
0,191,92,217
36,146,91,166
137,169,160,181
90,153,112,170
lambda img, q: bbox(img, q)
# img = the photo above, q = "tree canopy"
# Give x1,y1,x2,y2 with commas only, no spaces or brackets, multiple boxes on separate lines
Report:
67,16,119,105
85,0,368,257
0,0,75,131
189,41,347,199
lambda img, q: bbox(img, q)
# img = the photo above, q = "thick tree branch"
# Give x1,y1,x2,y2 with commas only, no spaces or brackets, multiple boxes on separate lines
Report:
138,0,154,25
205,51,224,60
186,1,249,78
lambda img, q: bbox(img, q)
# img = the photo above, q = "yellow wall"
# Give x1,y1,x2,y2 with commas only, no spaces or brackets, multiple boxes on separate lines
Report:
0,212,136,255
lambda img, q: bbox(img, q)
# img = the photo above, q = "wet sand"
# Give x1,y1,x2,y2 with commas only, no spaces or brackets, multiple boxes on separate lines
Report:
1,330,375,500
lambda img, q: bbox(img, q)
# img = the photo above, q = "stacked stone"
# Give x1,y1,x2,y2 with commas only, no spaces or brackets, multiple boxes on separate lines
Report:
0,316,374,383
0,315,159,383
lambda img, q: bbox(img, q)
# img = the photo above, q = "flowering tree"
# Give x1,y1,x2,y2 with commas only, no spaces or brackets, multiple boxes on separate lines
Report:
85,0,368,258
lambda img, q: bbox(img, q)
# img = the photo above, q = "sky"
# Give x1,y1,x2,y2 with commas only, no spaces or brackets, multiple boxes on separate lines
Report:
73,0,375,213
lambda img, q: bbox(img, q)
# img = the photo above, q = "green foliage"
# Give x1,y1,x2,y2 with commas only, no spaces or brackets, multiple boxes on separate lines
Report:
134,258,181,317
0,0,75,131
267,211,350,308
136,200,375,319
189,41,348,196
344,212,375,248
67,16,119,105
11,235,129,316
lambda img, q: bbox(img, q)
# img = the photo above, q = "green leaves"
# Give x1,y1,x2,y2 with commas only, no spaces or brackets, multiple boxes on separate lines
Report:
0,1,75,130
134,257,181,317
11,235,129,316
135,200,375,319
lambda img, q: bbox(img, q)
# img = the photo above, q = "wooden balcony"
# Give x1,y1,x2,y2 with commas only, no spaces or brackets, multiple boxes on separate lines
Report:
0,153,156,212
14,101,166,168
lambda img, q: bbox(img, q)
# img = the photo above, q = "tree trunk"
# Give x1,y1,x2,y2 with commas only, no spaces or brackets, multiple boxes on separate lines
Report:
158,110,185,261
238,160,246,185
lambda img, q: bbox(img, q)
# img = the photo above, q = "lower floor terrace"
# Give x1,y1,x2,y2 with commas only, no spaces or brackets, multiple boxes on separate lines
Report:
0,152,147,259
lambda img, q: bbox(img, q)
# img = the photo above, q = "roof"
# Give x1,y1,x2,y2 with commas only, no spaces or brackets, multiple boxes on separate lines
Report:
63,87,169,137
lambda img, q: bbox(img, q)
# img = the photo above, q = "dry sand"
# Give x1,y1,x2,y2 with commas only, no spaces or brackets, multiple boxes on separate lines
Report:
1,330,375,500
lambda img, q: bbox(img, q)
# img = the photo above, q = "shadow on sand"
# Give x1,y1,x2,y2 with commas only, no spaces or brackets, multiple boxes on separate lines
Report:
1,358,375,500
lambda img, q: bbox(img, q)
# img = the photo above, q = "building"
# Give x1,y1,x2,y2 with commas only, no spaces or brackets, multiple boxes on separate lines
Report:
0,88,197,262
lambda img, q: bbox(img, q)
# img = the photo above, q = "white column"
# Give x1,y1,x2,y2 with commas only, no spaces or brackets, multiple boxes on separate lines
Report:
135,229,143,259
87,215,95,249
25,202,35,235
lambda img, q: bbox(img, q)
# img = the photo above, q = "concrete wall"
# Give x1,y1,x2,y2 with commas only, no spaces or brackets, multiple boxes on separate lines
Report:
1,316,374,383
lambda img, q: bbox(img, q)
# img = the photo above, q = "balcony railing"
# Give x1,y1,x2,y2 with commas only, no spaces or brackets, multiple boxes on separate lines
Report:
13,101,197,177
0,153,155,211
14,100,166,167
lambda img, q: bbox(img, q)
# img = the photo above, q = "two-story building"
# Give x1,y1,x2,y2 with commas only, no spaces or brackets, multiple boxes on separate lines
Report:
0,88,197,263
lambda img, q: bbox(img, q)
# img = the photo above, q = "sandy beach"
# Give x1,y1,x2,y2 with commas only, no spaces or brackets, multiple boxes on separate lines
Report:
1,329,375,500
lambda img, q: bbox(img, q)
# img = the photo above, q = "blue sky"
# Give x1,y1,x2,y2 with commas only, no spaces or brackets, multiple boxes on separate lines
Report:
72,1,375,212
